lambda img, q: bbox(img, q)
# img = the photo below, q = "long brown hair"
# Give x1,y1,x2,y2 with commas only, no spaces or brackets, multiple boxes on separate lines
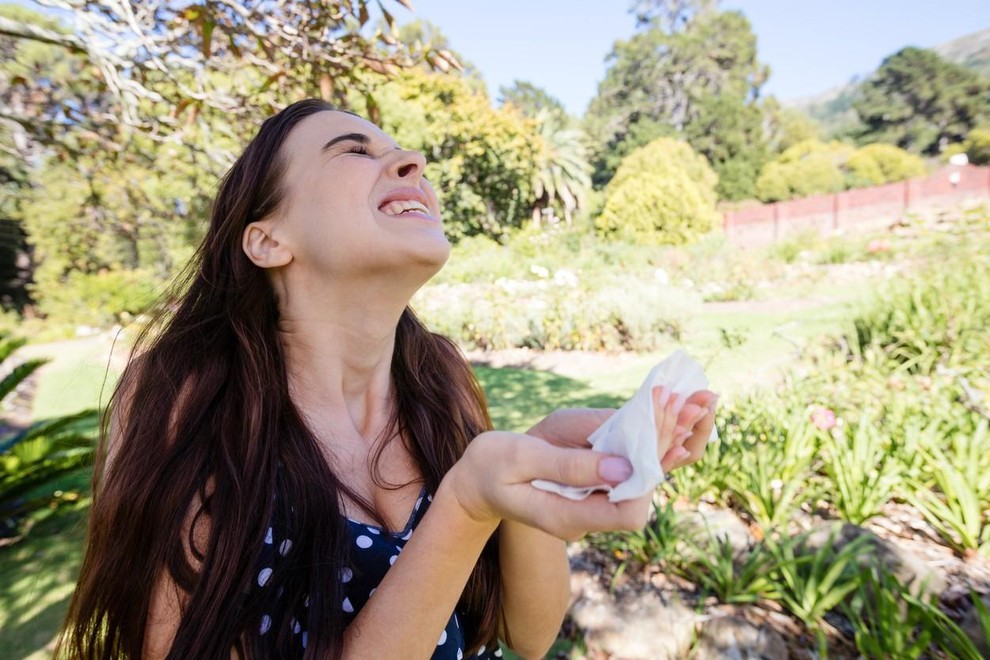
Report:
57,99,503,659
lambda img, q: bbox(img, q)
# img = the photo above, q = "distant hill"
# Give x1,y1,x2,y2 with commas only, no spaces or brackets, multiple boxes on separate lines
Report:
934,26,990,77
789,27,990,138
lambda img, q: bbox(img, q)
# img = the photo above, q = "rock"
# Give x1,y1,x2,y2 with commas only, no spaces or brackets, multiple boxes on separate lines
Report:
676,509,755,560
693,616,789,660
569,573,697,659
803,521,946,599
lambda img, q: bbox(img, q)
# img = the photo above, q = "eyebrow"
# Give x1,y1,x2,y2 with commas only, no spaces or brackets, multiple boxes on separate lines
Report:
322,132,369,152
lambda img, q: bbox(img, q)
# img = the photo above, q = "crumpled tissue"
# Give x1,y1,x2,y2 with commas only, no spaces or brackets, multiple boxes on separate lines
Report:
531,349,717,502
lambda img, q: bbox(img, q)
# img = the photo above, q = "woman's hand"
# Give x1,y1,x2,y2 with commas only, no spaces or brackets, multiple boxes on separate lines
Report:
526,386,718,473
653,386,718,472
443,430,650,541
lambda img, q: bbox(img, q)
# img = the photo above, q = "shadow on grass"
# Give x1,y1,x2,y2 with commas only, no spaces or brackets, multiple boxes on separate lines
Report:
0,485,90,659
474,365,626,432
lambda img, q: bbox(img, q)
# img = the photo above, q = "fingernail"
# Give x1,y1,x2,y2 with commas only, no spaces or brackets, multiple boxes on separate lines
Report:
674,447,690,462
599,457,633,483
675,430,692,444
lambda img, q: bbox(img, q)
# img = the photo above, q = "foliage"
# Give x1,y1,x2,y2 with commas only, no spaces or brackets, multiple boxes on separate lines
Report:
498,80,568,121
854,47,990,155
755,139,852,202
766,531,872,636
762,97,822,155
368,69,539,240
587,499,680,587
596,138,720,245
529,108,592,226
0,333,99,540
844,143,926,187
585,2,770,199
961,126,990,165
676,536,782,605
0,0,449,152
847,247,990,374
844,565,936,658
821,418,900,525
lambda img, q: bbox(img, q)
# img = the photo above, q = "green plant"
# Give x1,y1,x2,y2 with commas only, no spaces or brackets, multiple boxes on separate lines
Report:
596,137,720,246
676,536,782,605
766,530,871,649
0,333,100,540
844,564,935,658
821,418,899,524
907,444,990,557
721,406,819,529
587,499,679,589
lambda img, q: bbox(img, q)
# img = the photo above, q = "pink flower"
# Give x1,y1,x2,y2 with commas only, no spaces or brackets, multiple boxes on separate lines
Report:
810,406,836,430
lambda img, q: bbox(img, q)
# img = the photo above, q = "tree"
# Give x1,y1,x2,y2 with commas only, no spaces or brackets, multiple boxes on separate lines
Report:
596,137,720,245
0,2,452,320
364,70,539,241
0,1,449,148
529,109,592,226
585,0,770,200
498,80,568,121
854,47,990,154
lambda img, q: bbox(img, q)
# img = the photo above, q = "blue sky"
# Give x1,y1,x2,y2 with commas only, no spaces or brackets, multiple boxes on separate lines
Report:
399,0,990,115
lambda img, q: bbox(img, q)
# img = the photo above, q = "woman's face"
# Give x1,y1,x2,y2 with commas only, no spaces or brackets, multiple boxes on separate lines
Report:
270,110,449,284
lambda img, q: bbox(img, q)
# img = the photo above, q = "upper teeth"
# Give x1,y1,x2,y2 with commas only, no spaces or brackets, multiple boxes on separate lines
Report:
381,199,430,216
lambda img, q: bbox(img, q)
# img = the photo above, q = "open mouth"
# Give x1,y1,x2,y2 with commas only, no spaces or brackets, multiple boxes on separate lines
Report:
379,199,432,217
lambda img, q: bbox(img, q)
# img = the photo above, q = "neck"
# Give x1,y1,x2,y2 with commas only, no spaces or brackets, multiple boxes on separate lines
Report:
277,277,411,444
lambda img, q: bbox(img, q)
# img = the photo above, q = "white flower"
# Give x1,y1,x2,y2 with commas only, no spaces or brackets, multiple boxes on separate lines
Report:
530,264,550,278
654,268,670,285
553,268,579,287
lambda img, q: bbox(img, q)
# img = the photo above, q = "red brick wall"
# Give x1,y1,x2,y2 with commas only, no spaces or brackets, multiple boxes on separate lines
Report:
723,164,990,248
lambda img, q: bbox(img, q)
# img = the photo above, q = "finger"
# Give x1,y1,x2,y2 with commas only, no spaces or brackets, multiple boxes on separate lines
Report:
681,402,717,464
661,446,691,472
529,408,617,448
657,390,684,458
686,389,718,411
525,490,652,539
520,435,632,487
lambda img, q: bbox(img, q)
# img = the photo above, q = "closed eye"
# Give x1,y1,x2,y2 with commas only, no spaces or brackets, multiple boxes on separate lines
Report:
347,144,370,155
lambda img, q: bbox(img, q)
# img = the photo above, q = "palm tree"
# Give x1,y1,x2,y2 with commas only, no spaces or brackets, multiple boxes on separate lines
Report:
530,109,592,227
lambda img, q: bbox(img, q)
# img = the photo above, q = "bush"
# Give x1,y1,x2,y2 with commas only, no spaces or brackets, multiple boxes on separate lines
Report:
596,138,720,246
963,127,990,165
845,143,925,187
755,139,852,202
35,268,161,326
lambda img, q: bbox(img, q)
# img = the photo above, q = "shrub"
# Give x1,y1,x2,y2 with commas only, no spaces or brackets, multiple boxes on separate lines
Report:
596,138,720,246
755,139,852,202
963,127,990,165
845,143,925,187
35,268,161,327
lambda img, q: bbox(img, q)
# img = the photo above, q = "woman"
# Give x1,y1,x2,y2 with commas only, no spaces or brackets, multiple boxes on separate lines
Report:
58,99,717,659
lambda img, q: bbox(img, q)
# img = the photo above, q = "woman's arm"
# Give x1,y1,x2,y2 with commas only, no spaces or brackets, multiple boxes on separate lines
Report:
497,521,570,658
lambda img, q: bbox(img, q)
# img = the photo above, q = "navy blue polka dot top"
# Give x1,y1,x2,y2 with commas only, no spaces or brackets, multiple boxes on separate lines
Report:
252,487,501,659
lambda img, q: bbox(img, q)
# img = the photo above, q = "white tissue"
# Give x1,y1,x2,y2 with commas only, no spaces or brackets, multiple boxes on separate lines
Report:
531,349,717,502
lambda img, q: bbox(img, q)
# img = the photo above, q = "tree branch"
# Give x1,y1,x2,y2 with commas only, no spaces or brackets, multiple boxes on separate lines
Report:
0,16,86,53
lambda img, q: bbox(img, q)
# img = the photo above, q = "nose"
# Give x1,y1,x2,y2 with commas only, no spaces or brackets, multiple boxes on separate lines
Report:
388,148,427,180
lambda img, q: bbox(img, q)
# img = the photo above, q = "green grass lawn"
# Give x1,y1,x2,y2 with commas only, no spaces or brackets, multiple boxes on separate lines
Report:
0,470,91,660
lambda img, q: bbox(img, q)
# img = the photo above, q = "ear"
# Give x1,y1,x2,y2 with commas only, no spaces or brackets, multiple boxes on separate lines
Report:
242,221,292,269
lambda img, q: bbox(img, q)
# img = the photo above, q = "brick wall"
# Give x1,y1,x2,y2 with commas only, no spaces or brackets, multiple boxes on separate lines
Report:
723,164,990,248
